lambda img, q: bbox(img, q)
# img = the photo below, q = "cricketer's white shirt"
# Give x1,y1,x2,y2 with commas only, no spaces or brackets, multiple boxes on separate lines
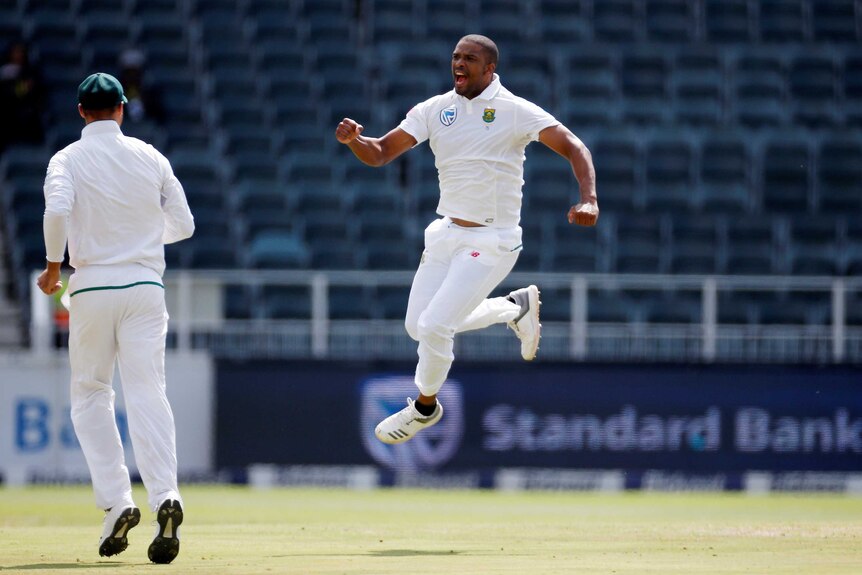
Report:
399,74,559,228
43,120,194,290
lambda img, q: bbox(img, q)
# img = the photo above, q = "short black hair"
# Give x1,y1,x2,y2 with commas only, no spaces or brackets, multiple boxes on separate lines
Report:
458,34,498,67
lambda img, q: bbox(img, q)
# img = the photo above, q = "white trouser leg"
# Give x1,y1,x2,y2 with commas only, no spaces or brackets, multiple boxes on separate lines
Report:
115,286,181,513
405,219,520,397
69,291,134,511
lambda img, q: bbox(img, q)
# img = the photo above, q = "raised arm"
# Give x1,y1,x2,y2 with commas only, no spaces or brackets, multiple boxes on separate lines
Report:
335,118,417,167
538,124,599,226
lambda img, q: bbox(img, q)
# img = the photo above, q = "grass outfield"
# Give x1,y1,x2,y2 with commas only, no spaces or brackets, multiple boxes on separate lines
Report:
1,486,861,574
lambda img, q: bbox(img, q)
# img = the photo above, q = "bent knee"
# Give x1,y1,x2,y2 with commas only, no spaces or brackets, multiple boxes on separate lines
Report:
405,320,419,341
416,316,453,342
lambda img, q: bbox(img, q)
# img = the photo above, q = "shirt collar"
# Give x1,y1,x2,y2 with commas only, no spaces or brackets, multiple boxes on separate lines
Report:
459,73,502,102
81,120,122,138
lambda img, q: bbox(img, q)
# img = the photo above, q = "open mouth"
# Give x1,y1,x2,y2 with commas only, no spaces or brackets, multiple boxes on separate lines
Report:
454,72,467,88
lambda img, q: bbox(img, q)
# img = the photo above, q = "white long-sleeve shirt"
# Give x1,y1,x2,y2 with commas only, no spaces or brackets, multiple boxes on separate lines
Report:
398,74,559,228
43,120,194,291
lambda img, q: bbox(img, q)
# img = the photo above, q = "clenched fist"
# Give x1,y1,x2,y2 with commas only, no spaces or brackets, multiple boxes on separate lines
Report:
568,202,600,226
335,118,364,144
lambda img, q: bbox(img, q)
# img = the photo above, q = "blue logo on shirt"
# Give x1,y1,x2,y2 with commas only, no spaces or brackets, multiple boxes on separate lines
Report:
439,106,457,126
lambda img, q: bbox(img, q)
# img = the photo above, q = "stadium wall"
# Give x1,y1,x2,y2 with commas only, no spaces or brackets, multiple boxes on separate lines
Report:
0,352,214,485
2,355,860,493
217,360,862,492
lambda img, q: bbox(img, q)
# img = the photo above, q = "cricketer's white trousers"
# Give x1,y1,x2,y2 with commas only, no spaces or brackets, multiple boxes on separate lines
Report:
405,217,523,396
68,268,181,513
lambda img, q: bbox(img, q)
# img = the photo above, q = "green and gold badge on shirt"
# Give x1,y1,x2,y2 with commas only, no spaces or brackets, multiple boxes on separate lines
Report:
483,108,496,123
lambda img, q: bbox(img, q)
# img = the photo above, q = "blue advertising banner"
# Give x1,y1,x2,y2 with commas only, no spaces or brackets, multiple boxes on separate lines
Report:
216,361,862,475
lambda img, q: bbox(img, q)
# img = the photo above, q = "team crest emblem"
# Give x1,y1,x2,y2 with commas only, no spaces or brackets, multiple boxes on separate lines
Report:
439,105,457,126
483,108,496,123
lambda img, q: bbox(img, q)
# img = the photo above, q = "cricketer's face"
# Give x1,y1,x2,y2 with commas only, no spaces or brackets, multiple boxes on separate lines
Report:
451,40,494,99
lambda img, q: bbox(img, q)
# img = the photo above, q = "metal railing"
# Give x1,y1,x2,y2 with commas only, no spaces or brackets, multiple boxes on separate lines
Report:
30,270,862,364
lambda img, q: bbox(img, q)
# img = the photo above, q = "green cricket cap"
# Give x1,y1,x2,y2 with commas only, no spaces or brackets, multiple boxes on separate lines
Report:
77,72,128,110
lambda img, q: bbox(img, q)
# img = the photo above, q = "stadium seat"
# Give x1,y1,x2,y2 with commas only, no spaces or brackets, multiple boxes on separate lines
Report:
620,50,669,124
789,54,839,127
645,0,694,43
328,285,375,319
705,0,752,43
759,0,806,43
260,285,311,319
425,1,469,40
812,0,858,42
644,293,701,324
698,133,751,213
725,218,776,274
732,64,786,128
587,289,638,323
363,240,417,270
817,136,862,214
374,285,411,320
760,136,811,213
593,0,638,43
479,13,526,45
613,215,666,273
223,284,255,319
644,135,695,212
536,287,570,323
589,134,641,212
248,231,311,269
552,228,601,273
310,239,361,270
787,216,841,276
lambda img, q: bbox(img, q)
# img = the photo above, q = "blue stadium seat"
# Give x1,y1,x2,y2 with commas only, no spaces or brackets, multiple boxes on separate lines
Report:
425,2,468,40
788,216,841,276
705,0,752,43
759,0,806,43
310,239,361,270
725,218,776,274
620,50,669,124
589,134,640,212
817,136,862,214
613,215,665,273
812,0,858,42
669,215,720,274
732,52,787,127
645,0,694,43
644,134,695,212
587,289,638,323
248,231,311,269
261,285,311,319
594,0,638,43
699,132,751,213
373,285,410,319
552,224,601,273
760,136,811,213
328,285,375,319
363,240,416,270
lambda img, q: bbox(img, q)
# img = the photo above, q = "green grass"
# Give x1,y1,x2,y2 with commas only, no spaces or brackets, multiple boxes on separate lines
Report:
1,486,861,574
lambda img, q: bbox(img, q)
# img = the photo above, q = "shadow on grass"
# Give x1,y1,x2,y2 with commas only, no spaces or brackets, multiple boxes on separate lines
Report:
2,562,127,570
270,549,466,558
367,550,463,557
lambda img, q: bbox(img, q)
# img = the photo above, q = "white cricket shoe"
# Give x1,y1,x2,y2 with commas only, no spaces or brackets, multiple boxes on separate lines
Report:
375,398,443,444
98,505,141,557
508,285,541,361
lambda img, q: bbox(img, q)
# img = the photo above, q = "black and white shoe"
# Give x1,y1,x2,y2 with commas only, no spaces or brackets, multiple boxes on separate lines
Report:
148,499,183,564
98,505,140,557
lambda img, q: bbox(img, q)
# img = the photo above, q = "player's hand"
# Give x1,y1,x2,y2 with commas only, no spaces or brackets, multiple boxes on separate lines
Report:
36,268,63,296
335,118,364,144
568,202,599,226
